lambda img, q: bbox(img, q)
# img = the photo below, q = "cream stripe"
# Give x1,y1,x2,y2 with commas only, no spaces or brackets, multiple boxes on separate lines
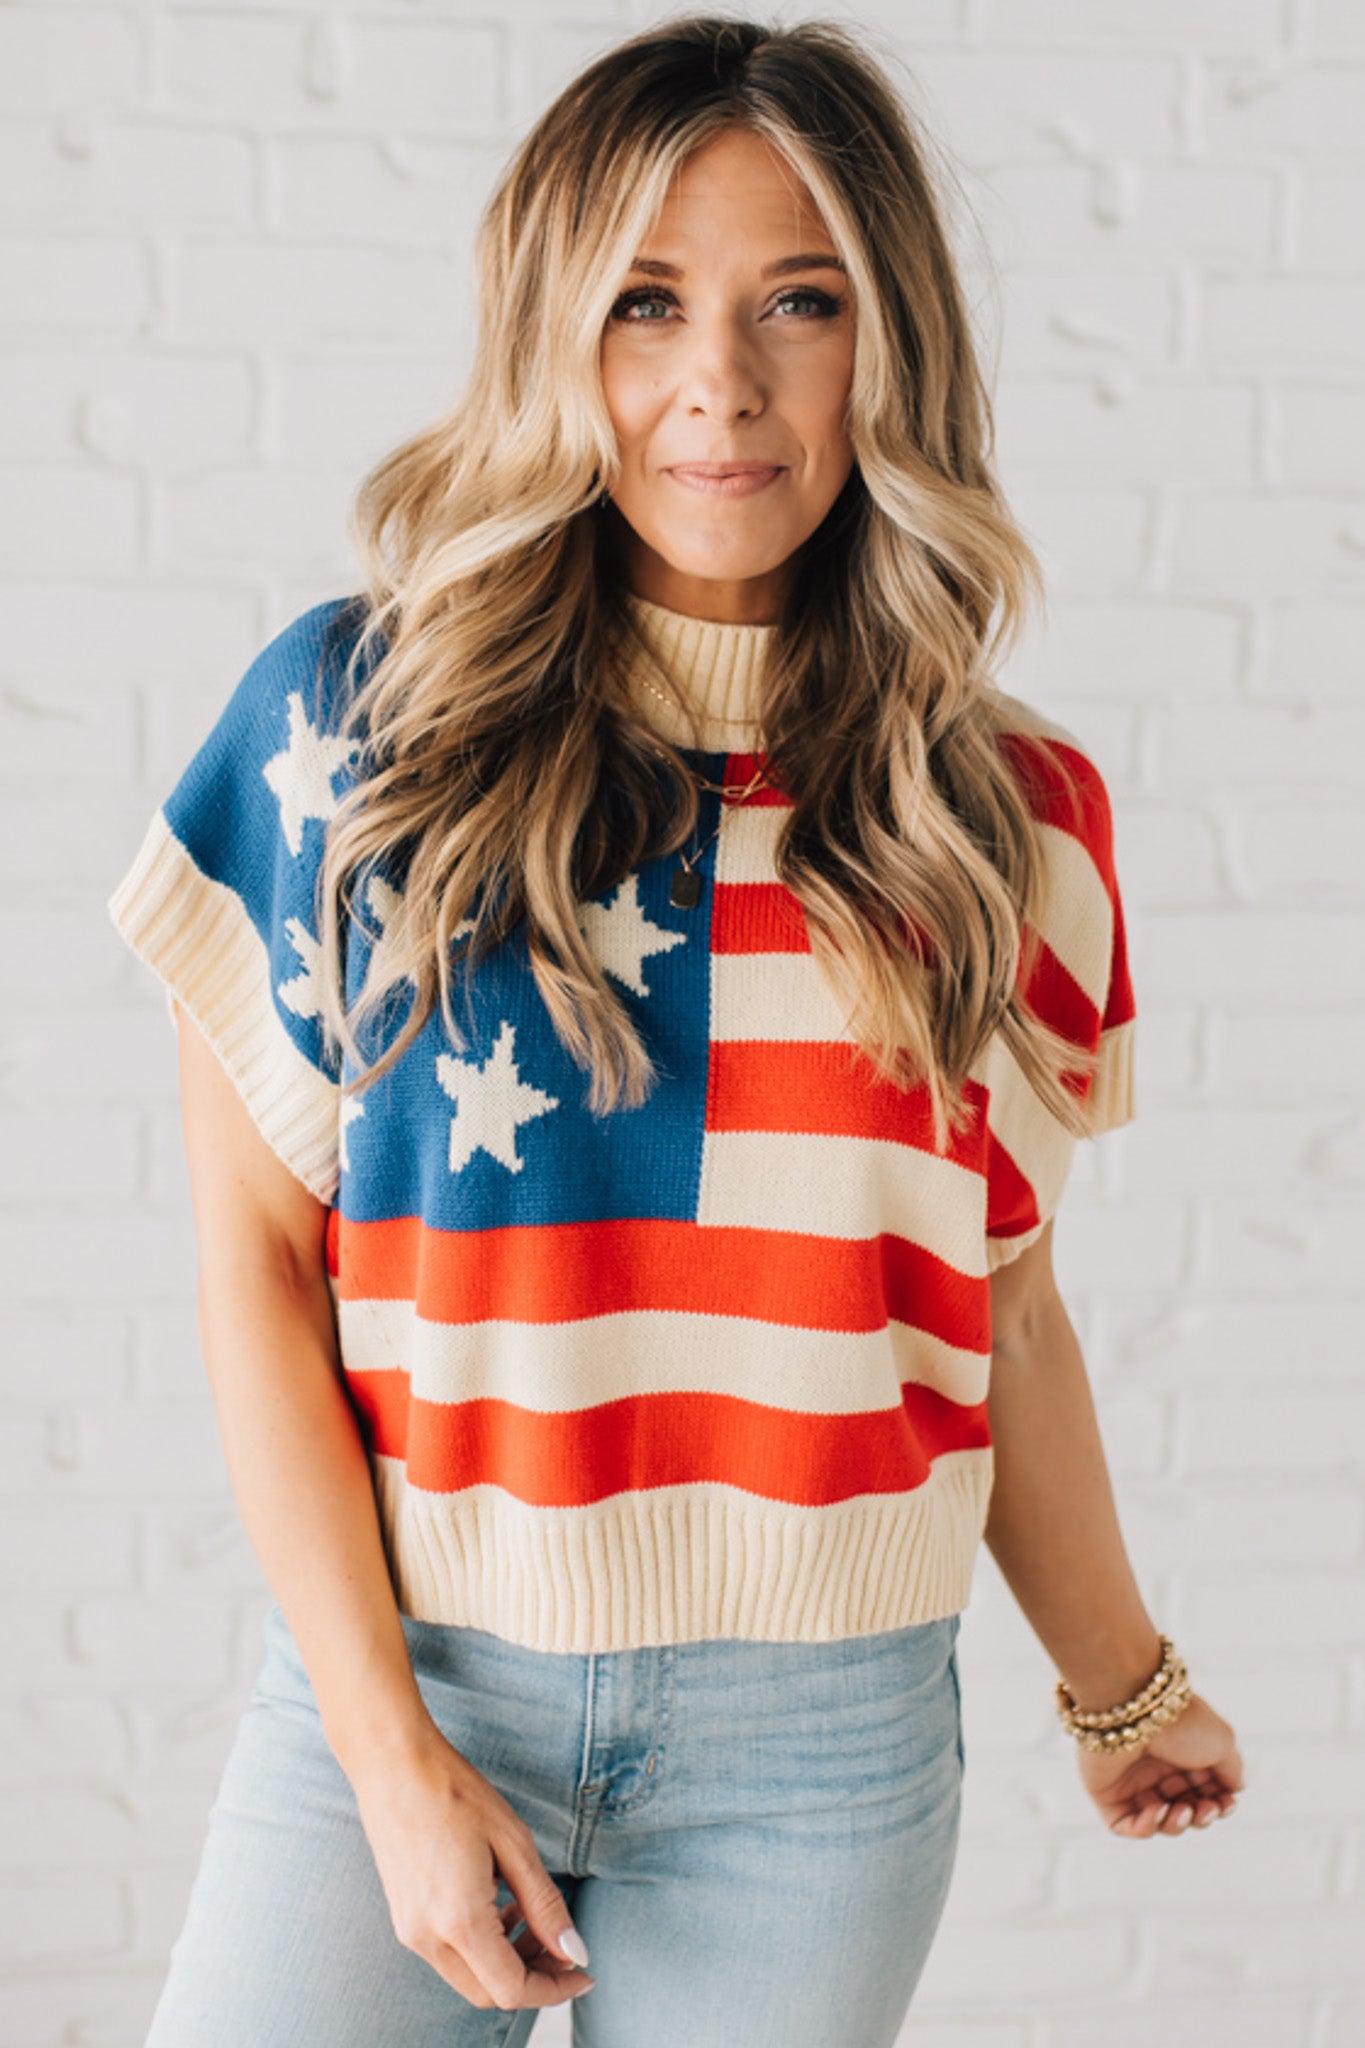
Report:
369,1447,993,1652
331,1296,991,1410
713,797,790,882
717,802,1116,1015
698,1124,989,1271
978,1029,1078,1234
710,946,857,1040
108,806,340,1204
1035,819,1116,1012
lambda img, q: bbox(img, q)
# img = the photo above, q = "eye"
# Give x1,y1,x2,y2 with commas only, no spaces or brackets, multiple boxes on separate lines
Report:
608,285,845,325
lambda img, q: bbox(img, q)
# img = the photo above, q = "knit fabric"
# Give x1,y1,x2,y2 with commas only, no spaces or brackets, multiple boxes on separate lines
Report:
107,594,1136,1653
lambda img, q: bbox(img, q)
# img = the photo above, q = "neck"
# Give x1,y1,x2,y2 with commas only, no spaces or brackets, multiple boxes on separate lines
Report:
621,591,774,754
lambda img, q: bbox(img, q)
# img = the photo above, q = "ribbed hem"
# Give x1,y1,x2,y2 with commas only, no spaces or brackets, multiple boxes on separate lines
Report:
623,592,774,752
368,1448,991,1652
107,806,340,1204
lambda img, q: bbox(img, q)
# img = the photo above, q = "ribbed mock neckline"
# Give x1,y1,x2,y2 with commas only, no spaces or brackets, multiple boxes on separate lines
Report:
622,590,775,754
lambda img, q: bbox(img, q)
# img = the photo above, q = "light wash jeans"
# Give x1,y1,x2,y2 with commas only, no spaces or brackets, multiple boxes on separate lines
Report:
143,1597,965,2047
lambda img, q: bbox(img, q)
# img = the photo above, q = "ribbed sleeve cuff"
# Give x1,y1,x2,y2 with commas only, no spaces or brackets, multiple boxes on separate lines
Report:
108,806,340,1205
1083,1015,1136,1137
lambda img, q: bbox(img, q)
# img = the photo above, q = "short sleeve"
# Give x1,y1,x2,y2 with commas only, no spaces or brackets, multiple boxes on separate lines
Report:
107,597,368,1206
984,727,1136,1272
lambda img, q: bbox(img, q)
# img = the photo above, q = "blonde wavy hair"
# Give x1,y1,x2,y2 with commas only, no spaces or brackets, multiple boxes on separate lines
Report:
312,11,1101,1157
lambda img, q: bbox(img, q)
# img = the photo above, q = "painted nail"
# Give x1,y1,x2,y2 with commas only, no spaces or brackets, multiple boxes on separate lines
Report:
558,1926,590,1968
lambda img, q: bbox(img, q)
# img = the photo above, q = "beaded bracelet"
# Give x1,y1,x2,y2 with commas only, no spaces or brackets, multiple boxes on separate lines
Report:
1054,1634,1194,1753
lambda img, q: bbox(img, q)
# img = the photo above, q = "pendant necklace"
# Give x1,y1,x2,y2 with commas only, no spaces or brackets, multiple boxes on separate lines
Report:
633,650,772,910
667,759,770,909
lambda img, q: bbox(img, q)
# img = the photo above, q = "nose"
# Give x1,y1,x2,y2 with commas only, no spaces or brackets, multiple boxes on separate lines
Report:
680,327,766,419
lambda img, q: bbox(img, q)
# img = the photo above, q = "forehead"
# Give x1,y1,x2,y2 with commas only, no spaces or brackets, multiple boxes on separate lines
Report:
643,128,834,253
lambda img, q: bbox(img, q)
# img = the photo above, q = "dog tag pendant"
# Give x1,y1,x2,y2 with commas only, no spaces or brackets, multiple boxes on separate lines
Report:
670,862,702,910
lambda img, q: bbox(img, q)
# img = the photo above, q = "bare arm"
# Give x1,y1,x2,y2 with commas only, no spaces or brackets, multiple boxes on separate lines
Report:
173,999,435,1779
169,1000,595,2010
982,1219,1163,1710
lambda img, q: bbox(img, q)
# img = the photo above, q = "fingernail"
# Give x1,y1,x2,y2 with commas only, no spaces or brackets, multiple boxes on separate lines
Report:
1154,1803,1170,1823
559,1926,590,1968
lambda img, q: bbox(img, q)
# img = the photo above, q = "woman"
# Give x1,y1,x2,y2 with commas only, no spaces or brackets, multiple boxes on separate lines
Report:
108,15,1245,2045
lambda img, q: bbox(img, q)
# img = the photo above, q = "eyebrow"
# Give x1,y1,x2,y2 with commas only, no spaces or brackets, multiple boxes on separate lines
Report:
627,252,848,280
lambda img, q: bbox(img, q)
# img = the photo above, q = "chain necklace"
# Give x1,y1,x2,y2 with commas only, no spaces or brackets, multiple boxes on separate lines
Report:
667,759,770,908
632,666,772,910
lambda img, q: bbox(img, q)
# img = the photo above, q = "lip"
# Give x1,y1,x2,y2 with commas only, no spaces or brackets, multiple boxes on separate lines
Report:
667,463,786,498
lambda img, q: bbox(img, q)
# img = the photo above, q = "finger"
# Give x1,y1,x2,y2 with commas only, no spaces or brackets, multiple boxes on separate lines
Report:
433,1935,593,2010
499,1880,592,1987
1109,1800,1163,1836
509,1918,581,1975
495,1833,589,1977
453,1893,549,2011
499,1898,524,1933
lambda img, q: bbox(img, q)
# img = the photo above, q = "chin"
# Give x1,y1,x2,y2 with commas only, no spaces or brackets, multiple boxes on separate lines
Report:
644,525,796,579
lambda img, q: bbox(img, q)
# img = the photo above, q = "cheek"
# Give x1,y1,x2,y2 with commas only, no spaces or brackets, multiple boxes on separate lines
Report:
599,346,657,432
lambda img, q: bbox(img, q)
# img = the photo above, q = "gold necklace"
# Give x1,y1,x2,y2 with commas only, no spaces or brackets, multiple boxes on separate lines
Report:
630,655,770,908
665,758,770,910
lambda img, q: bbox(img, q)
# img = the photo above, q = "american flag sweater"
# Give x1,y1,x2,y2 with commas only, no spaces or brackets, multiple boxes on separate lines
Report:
107,593,1136,1654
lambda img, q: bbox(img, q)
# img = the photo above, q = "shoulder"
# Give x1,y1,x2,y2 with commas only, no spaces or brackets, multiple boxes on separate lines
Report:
162,595,376,869
982,684,1119,887
230,594,375,735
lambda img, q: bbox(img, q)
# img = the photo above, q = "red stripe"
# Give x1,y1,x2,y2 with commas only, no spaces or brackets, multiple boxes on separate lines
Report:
343,1372,991,1503
984,1136,1042,1244
711,877,808,953
328,1212,991,1354
999,727,1136,1027
707,1035,988,1153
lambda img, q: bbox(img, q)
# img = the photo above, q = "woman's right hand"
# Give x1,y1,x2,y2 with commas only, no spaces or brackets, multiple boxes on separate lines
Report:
346,1722,597,2012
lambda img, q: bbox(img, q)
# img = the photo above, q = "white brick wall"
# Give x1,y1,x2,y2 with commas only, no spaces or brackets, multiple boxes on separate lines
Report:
4,2,1363,2041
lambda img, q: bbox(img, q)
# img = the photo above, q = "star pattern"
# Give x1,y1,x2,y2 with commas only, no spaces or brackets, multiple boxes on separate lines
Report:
435,1018,559,1176
261,689,357,859
276,913,326,1021
360,873,411,999
339,1092,366,1173
578,873,688,997
360,871,477,998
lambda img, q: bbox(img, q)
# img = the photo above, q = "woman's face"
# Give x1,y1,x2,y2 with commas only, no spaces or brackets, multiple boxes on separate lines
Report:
598,125,857,624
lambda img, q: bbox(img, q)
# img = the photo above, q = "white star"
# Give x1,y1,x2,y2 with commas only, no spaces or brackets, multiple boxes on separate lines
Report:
578,872,688,997
360,873,411,999
434,1018,559,1176
339,1093,365,1173
359,871,476,998
277,913,326,1021
261,689,357,859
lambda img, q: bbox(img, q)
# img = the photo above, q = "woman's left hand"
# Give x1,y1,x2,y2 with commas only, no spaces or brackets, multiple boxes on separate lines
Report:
1074,1691,1246,1837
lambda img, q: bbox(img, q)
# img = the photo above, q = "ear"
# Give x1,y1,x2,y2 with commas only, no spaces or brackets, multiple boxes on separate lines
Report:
988,1216,1064,1352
